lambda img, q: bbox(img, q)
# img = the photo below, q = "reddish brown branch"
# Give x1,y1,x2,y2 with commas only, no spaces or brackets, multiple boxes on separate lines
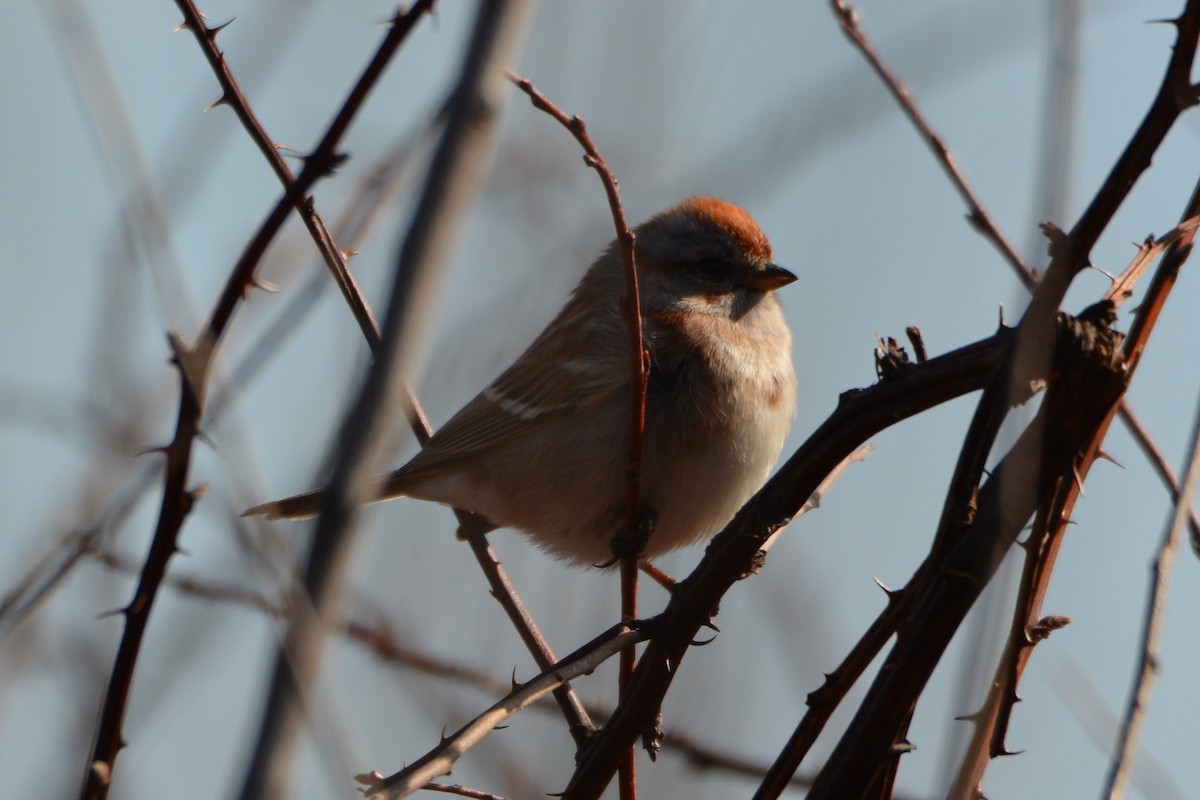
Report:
509,74,646,798
508,74,648,538
172,0,593,751
79,5,436,798
777,3,1200,797
832,0,1200,574
828,0,1031,288
171,0,439,349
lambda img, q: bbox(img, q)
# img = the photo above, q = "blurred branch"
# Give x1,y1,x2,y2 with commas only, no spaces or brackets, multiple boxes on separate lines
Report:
200,98,599,766
172,0,441,352
235,3,536,798
179,0,596,755
98,538,837,793
79,3,441,798
0,467,155,642
1104,393,1200,798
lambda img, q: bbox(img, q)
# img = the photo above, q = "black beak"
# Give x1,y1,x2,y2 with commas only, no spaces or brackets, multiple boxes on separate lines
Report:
746,263,798,292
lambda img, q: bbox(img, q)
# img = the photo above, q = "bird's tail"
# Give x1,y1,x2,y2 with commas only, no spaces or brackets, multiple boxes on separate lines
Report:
242,472,411,520
242,489,325,520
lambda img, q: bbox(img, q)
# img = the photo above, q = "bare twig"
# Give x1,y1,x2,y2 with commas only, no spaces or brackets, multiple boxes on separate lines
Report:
458,527,596,745
234,4,535,798
176,6,595,744
1118,406,1200,556
509,73,647,797
360,625,648,800
1102,351,1200,800
172,0,437,352
829,0,1031,287
831,0,1200,575
87,545,893,795
184,29,595,749
759,444,873,555
1102,217,1200,306
79,3,441,798
424,784,513,800
818,3,1200,796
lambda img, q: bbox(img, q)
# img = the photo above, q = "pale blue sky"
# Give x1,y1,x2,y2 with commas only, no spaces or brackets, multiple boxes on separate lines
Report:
2,2,1198,798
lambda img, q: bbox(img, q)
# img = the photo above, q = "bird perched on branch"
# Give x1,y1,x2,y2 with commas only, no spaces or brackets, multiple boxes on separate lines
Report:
244,197,797,565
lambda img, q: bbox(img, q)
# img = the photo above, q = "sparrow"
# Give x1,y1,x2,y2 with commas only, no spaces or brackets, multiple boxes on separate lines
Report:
245,197,797,565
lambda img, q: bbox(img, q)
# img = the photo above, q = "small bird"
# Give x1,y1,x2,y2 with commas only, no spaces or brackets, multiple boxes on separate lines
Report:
244,197,797,565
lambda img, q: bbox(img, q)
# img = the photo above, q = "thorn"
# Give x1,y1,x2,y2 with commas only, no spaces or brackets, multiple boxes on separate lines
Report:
1095,449,1124,469
89,760,112,786
195,428,220,453
182,484,207,515
1039,221,1070,260
167,329,212,403
905,325,928,363
891,740,917,754
250,276,280,293
1029,615,1072,642
439,725,449,744
701,620,721,634
96,604,128,621
511,667,520,690
1090,265,1118,284
353,772,385,789
172,21,190,34
203,93,231,113
997,303,1007,328
872,576,894,596
306,150,351,177
136,444,170,458
206,17,234,38
690,632,718,647
1072,464,1086,496
341,249,360,261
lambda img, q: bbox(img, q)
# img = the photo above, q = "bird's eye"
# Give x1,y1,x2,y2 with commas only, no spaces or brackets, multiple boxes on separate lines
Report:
692,258,729,283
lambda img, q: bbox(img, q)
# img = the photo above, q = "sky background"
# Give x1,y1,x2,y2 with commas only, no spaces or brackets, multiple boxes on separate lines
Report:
2,1,1199,798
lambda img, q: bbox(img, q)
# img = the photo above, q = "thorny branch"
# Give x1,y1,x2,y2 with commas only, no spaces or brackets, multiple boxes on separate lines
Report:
360,624,648,800
79,4,437,798
823,2,1200,796
510,73,647,798
234,3,536,799
175,0,594,759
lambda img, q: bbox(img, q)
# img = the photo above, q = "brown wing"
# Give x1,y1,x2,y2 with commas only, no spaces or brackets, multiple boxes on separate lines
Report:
398,302,627,475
